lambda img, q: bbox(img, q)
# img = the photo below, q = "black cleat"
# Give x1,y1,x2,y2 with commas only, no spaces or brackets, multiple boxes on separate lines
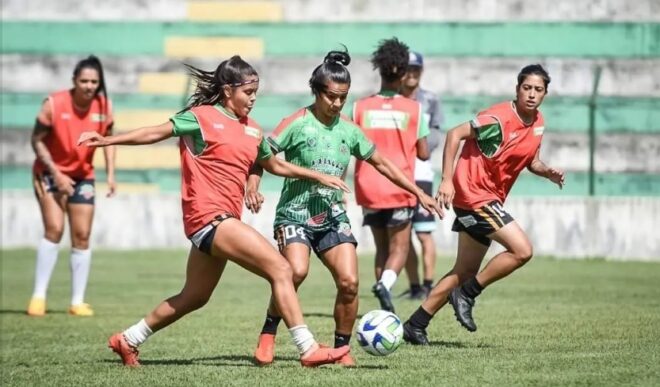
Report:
402,321,430,345
372,282,395,313
448,288,477,332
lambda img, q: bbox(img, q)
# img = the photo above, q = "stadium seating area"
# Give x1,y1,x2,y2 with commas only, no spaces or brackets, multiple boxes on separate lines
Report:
2,0,659,195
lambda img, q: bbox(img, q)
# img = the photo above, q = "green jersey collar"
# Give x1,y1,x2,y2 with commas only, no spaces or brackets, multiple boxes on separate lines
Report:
214,104,239,120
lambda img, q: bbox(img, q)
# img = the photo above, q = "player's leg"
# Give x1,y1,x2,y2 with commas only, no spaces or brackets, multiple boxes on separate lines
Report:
28,174,66,316
66,180,96,316
372,218,412,313
109,245,226,366
417,231,437,295
255,225,311,365
403,231,488,344
403,239,423,298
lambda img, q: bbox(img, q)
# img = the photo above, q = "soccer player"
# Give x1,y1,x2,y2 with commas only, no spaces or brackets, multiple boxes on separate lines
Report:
403,64,565,345
78,56,351,367
246,49,441,367
399,51,444,300
27,55,116,317
352,38,432,313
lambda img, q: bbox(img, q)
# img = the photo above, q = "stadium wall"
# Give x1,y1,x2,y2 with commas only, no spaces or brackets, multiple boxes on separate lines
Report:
2,192,658,261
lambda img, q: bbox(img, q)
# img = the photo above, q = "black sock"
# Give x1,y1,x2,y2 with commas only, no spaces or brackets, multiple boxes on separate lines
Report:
423,279,433,291
260,313,282,335
408,306,433,330
410,283,422,293
461,277,484,299
334,332,351,348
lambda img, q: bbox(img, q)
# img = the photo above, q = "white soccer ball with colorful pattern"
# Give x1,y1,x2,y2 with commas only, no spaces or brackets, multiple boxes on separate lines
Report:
356,310,404,356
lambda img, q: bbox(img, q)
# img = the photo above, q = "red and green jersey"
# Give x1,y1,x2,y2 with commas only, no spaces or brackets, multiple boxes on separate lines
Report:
352,91,429,209
268,107,375,231
171,104,272,237
453,101,545,209
33,90,113,179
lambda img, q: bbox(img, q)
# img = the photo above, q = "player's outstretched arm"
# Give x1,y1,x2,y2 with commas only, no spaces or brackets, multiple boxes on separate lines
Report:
78,122,174,147
436,121,473,209
245,164,265,214
527,148,565,189
257,155,350,193
102,123,117,197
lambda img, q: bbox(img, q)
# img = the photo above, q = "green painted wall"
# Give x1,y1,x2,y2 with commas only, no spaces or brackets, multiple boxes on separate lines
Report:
2,22,658,57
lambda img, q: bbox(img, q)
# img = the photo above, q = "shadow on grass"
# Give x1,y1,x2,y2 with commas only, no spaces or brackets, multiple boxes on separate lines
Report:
427,340,493,349
0,309,66,315
304,312,366,319
103,354,300,367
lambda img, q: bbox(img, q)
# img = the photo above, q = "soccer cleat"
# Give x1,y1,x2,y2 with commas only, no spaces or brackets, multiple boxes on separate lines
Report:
335,352,356,367
300,344,350,368
407,287,427,301
108,333,140,367
68,303,94,316
372,282,395,313
254,333,276,366
402,320,430,345
448,288,477,332
27,297,46,316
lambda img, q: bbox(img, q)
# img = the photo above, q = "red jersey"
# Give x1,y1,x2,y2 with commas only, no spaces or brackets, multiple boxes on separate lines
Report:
180,105,267,237
453,101,545,209
353,93,423,209
33,90,113,179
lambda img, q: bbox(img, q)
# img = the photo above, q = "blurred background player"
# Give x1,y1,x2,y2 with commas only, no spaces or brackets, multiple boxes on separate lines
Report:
78,56,350,367
247,49,440,367
403,65,565,345
399,51,444,300
27,55,116,317
352,38,435,313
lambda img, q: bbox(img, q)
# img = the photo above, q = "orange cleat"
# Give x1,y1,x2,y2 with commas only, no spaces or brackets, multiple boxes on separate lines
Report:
254,333,276,366
68,303,94,317
108,333,140,367
27,298,46,317
300,344,350,368
335,352,356,367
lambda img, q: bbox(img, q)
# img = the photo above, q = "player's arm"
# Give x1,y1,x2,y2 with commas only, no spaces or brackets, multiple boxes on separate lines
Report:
78,121,173,147
366,150,443,218
31,100,75,195
102,121,117,197
436,121,474,209
245,163,265,214
258,155,350,193
527,147,565,189
416,110,431,160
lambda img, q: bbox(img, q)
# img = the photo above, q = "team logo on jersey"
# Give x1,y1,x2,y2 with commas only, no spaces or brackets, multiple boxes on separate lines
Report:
509,132,519,141
534,126,545,136
331,203,345,217
338,222,352,236
77,183,95,200
306,137,317,148
91,113,107,122
307,211,328,226
244,126,261,138
364,110,409,130
339,143,349,155
458,215,478,228
213,123,225,129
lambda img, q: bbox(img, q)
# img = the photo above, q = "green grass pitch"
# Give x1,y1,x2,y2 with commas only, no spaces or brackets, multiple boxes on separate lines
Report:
1,249,659,386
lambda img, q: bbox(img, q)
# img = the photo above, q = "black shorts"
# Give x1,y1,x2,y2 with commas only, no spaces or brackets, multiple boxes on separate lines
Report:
36,173,95,205
412,181,436,233
451,201,514,246
274,222,357,257
189,214,234,255
362,207,415,228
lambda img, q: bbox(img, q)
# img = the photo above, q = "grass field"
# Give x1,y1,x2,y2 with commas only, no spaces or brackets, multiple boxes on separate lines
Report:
1,249,659,386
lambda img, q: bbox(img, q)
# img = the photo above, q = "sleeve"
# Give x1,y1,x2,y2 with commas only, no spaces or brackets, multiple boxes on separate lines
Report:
470,113,503,157
257,136,273,160
349,124,376,160
170,110,202,137
417,108,430,139
267,117,298,154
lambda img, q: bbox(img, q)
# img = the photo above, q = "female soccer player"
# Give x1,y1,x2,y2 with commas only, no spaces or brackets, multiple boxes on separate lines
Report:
352,38,432,314
78,56,350,367
246,49,441,366
28,55,115,317
403,64,565,345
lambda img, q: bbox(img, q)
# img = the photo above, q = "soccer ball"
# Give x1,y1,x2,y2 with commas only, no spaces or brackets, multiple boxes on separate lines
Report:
356,310,404,356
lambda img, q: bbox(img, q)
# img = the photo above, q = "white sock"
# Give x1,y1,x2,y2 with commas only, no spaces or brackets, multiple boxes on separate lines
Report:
380,269,398,291
123,319,153,348
70,248,91,305
32,238,60,299
288,325,316,354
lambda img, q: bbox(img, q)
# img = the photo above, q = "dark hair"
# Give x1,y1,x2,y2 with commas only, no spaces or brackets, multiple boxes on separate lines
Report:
183,55,258,110
309,47,351,96
73,55,107,99
517,64,551,89
370,37,409,83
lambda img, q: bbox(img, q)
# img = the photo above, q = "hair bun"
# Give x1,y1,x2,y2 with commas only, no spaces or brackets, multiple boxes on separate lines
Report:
324,50,351,66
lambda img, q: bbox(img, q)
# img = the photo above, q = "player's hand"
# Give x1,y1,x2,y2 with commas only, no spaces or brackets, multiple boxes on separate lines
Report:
418,191,445,219
436,179,454,210
546,167,565,189
106,176,117,198
54,171,75,196
78,131,110,147
317,175,351,193
245,189,265,214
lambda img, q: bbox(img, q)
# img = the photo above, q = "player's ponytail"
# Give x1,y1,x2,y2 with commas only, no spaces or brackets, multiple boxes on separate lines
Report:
183,55,259,111
309,46,352,96
517,64,551,89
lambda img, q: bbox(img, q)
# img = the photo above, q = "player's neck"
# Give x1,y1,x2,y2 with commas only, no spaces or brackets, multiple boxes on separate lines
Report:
513,101,536,126
310,105,335,127
71,91,93,112
380,81,400,95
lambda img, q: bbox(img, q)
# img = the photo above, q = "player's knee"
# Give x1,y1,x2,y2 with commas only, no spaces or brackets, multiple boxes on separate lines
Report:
44,227,64,243
337,276,359,299
291,266,308,286
71,230,91,249
269,261,294,284
513,245,533,264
